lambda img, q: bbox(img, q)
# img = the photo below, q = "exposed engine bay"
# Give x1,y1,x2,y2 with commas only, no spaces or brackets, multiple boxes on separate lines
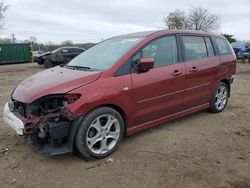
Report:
9,94,81,154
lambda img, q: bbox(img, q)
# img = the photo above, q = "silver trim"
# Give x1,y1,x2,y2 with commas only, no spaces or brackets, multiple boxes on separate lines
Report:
185,82,210,91
137,90,183,104
136,82,210,104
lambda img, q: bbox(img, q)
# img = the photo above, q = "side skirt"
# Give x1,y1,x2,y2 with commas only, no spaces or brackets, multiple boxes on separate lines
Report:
127,103,209,136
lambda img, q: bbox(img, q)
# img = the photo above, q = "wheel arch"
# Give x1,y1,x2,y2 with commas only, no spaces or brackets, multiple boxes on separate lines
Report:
72,103,127,158
220,79,230,97
70,104,126,159
94,104,127,135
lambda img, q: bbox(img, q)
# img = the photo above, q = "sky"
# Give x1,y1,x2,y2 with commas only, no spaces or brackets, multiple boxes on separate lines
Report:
0,0,250,43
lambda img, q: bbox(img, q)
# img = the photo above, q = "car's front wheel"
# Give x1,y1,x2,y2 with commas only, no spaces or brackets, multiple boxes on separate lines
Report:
37,58,44,65
209,82,229,113
44,59,54,68
74,107,124,159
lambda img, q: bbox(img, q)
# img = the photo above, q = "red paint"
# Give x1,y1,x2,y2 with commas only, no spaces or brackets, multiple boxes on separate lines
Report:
12,30,236,135
12,66,101,103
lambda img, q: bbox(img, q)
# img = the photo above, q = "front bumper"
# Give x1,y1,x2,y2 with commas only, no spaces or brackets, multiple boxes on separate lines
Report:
3,103,24,135
3,102,82,155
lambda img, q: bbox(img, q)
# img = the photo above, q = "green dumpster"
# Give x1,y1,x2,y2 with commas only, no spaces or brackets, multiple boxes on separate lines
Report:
0,43,33,64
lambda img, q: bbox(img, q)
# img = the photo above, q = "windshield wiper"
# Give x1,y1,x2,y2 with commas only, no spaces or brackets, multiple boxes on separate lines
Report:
63,64,92,71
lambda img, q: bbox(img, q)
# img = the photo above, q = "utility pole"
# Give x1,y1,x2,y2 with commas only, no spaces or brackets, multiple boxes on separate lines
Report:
10,33,16,43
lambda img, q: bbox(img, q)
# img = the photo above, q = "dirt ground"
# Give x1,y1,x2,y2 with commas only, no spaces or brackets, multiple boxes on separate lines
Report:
0,62,250,188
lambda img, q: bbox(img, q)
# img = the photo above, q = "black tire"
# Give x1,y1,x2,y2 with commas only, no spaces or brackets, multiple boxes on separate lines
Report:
209,82,229,113
37,58,42,65
74,107,124,160
44,59,54,68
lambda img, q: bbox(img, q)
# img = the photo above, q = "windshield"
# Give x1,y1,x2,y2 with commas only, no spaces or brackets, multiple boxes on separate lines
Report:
65,37,144,71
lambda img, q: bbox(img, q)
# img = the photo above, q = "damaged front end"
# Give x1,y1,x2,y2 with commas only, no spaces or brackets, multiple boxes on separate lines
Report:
8,94,81,155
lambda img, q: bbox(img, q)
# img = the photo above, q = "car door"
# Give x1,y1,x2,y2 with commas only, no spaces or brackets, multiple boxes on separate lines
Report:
131,35,186,125
181,35,221,110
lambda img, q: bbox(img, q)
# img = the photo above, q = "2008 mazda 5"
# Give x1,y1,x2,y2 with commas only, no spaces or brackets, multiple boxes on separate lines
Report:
3,30,236,159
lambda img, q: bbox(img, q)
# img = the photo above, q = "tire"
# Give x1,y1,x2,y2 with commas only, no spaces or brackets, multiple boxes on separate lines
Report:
37,58,44,65
44,59,54,68
74,107,124,160
209,82,229,113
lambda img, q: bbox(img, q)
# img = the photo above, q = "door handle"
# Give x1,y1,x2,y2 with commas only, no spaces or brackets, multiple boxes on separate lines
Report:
171,70,183,76
189,66,198,72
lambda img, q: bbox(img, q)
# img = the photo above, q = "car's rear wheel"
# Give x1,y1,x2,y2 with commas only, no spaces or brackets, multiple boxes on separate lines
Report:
74,107,124,159
44,60,54,68
209,82,229,113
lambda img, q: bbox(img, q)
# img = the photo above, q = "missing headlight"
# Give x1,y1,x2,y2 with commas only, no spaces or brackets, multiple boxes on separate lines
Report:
28,94,81,117
40,98,64,114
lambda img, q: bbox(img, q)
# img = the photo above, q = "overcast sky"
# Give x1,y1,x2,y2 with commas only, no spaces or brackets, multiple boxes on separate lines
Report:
1,0,249,43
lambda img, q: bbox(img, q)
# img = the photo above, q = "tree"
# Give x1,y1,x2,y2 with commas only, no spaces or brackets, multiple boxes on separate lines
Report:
0,0,8,29
164,6,220,32
61,40,73,46
0,37,11,43
187,7,220,31
29,36,37,43
164,9,187,30
222,34,236,43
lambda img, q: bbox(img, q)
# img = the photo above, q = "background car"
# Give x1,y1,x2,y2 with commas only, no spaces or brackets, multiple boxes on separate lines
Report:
32,50,44,57
34,46,85,68
231,41,250,62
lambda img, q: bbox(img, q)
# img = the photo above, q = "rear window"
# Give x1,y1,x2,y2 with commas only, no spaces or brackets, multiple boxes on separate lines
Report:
182,36,207,61
214,37,232,55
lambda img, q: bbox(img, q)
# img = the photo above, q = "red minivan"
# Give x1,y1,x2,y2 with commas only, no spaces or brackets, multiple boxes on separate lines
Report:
4,30,236,159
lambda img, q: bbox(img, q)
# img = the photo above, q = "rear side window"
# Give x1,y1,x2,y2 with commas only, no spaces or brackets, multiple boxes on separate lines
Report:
133,36,178,68
214,38,232,55
182,36,207,61
205,37,215,57
61,49,69,53
71,48,84,53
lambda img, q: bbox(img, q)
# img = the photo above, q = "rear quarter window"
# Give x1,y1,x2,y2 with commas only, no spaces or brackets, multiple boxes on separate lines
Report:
214,37,232,55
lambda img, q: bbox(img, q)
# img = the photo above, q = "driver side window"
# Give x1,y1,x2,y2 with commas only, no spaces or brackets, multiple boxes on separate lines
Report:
132,36,178,68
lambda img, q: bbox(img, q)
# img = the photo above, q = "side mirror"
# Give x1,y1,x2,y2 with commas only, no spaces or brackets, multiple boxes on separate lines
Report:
138,57,155,72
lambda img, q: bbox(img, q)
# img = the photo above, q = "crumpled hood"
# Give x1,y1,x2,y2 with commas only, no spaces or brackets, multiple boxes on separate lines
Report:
12,66,101,103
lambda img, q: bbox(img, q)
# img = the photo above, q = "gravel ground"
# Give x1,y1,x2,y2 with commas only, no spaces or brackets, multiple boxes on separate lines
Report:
0,62,250,188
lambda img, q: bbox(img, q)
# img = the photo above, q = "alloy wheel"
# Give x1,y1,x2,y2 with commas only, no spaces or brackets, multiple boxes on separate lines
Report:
86,114,120,155
214,84,228,110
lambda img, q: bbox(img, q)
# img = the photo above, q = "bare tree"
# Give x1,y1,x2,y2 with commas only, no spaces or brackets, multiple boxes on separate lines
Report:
187,6,220,31
61,40,73,46
29,36,37,43
164,9,188,30
164,6,220,32
0,0,8,29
